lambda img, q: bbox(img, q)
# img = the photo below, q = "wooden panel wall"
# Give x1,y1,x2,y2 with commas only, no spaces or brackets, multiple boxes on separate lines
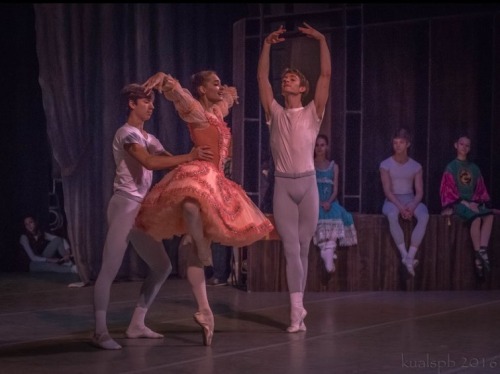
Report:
245,214,500,292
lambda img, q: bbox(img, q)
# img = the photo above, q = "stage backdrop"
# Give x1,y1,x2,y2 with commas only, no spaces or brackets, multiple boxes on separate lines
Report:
232,4,500,217
32,4,247,282
2,4,498,284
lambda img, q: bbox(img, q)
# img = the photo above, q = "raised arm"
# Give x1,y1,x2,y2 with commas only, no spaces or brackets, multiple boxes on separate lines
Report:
142,72,206,125
257,25,286,120
215,84,239,118
298,22,331,119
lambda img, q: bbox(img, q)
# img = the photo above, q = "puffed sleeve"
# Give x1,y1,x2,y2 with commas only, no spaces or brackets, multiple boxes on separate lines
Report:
162,86,207,124
147,135,167,155
473,174,491,203
439,170,460,208
215,85,238,118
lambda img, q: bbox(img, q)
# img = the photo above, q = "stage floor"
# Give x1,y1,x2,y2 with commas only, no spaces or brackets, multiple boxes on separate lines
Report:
1,272,499,374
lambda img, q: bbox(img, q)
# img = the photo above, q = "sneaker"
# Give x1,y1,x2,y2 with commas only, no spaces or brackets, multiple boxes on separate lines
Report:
477,249,490,273
206,278,227,287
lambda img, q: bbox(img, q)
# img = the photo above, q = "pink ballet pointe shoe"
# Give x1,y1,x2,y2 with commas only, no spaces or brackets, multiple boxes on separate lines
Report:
91,332,122,350
286,307,307,333
298,320,307,332
193,312,214,346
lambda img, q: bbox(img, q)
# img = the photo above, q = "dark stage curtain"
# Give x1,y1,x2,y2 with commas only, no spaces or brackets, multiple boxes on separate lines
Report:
33,4,246,283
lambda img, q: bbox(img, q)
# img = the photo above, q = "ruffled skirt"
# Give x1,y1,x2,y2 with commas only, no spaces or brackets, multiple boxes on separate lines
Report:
135,160,273,247
313,202,358,248
313,219,358,248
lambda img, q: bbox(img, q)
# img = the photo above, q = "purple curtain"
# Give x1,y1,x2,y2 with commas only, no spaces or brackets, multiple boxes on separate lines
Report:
34,3,245,283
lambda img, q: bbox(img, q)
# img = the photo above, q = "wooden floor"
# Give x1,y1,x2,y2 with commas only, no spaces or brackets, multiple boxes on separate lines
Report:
1,271,500,374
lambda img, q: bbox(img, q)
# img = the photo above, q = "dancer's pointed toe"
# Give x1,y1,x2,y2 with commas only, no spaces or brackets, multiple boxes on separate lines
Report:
286,308,307,333
193,312,214,346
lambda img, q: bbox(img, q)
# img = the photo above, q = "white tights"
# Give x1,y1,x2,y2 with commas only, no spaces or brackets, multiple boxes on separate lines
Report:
93,194,171,337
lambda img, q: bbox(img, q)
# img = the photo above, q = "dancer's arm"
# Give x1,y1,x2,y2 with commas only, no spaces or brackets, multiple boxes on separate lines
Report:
142,72,206,125
380,167,405,212
257,25,285,121
410,169,424,209
125,143,213,171
19,235,53,262
298,22,331,120
215,85,239,117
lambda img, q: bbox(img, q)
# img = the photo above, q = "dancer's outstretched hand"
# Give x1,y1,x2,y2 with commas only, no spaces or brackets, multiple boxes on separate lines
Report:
265,25,286,45
298,22,325,41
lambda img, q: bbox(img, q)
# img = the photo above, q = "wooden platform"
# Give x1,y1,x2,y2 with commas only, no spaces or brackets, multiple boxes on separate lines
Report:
245,214,500,292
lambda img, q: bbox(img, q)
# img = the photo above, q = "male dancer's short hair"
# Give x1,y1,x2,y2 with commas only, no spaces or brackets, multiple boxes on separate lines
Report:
121,83,155,113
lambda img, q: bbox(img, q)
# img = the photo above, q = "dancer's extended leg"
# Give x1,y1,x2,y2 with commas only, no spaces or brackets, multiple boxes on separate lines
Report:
185,237,214,346
183,199,212,266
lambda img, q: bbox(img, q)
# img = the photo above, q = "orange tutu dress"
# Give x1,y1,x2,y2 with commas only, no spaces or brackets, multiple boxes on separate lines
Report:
135,88,273,247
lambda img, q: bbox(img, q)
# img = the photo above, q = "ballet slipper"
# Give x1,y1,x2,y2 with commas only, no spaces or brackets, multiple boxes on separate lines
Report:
286,307,307,333
298,321,307,332
125,326,164,339
193,311,214,346
91,333,122,350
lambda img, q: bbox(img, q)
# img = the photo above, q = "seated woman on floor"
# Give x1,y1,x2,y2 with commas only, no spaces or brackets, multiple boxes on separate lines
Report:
19,215,77,274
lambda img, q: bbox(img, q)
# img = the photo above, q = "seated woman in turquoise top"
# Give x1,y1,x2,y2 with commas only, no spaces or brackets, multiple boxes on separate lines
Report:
313,134,357,273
